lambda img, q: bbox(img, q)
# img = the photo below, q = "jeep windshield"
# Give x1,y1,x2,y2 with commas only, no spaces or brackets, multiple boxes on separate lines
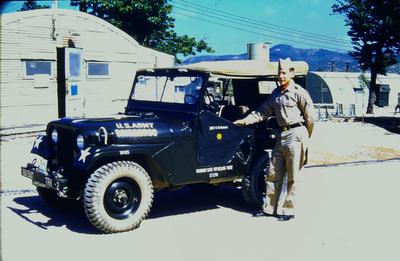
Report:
131,74,203,105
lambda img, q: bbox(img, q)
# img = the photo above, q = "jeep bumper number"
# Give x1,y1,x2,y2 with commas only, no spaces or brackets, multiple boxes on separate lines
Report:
21,166,68,192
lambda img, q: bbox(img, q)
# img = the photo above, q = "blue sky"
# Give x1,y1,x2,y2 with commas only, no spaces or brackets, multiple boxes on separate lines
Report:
1,0,352,56
171,0,352,55
0,0,77,13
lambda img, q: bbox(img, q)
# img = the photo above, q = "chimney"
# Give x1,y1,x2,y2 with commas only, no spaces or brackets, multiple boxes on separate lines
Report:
247,42,270,62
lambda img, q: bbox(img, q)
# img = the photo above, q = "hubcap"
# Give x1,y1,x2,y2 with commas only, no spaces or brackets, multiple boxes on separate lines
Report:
104,178,141,220
113,189,129,207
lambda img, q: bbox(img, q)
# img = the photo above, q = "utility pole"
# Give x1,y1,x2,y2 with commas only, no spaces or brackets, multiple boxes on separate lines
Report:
51,0,58,40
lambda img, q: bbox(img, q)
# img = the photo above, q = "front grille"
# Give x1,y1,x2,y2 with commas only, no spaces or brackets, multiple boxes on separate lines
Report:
49,126,75,169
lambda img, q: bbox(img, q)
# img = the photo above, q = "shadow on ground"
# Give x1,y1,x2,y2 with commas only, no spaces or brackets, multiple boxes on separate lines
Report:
356,116,400,134
9,185,252,234
148,185,251,219
9,195,97,234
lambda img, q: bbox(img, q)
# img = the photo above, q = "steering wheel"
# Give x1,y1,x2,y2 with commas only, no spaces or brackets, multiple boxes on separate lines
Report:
204,94,220,113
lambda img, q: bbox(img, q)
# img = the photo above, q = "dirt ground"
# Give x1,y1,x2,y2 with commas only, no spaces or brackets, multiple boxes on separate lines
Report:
308,121,400,165
2,160,400,261
1,121,400,261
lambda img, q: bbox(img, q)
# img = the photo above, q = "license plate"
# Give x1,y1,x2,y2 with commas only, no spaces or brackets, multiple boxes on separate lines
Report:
33,176,53,188
21,167,53,189
21,167,34,179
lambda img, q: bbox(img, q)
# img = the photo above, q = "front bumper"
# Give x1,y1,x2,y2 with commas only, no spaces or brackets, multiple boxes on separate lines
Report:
21,164,69,197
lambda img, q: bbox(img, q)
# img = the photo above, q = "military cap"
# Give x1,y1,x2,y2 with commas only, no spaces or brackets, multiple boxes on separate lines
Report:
278,58,295,71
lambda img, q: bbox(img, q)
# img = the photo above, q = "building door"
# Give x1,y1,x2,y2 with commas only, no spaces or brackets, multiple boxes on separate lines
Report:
57,47,85,118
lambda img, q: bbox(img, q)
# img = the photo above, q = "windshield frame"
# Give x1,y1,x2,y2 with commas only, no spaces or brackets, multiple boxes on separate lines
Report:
127,69,210,113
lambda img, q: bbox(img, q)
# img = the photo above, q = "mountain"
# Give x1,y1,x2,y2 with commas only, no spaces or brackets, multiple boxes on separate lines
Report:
270,44,356,72
182,44,400,73
182,53,247,64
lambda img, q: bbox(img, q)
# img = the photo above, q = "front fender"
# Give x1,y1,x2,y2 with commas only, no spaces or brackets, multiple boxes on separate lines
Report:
31,135,55,160
73,143,171,172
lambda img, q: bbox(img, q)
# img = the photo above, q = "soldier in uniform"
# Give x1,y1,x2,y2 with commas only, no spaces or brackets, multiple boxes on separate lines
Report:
234,58,316,221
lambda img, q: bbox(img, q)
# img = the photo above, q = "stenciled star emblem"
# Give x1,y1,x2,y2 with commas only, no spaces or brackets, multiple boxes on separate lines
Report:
33,136,43,149
78,147,91,163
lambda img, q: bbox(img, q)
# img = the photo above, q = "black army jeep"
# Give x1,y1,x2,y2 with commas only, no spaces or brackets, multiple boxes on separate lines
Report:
21,60,308,233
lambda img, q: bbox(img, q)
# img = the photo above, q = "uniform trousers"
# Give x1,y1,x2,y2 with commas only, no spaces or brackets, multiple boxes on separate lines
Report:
263,125,309,216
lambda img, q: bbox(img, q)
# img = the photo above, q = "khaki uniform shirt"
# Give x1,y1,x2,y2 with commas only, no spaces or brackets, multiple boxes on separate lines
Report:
242,80,316,137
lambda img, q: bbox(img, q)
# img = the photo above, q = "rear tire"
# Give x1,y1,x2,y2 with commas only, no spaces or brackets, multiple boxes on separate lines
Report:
83,161,153,233
242,153,269,209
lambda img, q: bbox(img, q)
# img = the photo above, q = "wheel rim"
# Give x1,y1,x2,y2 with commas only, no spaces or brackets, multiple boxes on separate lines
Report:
104,178,141,220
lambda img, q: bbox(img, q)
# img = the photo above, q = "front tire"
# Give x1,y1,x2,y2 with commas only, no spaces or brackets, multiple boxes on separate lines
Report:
83,161,153,233
242,154,270,209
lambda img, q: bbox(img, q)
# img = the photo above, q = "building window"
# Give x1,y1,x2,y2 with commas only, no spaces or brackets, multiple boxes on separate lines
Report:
87,62,110,78
23,60,52,77
69,52,81,78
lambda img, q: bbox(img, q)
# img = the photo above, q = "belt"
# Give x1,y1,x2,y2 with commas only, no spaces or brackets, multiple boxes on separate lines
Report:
281,122,304,132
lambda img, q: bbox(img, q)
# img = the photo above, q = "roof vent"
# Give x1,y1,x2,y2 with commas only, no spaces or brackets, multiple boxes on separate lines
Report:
247,42,270,62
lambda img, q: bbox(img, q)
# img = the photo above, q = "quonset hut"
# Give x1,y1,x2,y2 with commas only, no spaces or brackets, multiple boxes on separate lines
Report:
0,9,174,131
306,71,400,117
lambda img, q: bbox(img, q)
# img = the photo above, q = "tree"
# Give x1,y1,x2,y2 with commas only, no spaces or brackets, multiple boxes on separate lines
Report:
358,73,370,90
70,0,213,62
18,0,50,11
332,0,400,114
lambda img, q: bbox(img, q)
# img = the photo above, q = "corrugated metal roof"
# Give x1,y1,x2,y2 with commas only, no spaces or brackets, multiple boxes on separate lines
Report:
1,9,140,47
311,71,400,80
308,71,400,107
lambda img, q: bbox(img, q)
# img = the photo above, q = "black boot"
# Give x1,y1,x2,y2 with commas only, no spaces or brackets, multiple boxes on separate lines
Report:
277,214,294,221
252,210,273,217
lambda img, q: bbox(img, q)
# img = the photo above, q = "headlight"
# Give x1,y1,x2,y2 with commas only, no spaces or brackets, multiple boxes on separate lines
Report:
76,134,85,150
51,129,58,143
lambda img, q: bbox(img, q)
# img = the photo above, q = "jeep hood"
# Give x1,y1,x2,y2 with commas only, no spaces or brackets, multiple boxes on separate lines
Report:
49,115,173,144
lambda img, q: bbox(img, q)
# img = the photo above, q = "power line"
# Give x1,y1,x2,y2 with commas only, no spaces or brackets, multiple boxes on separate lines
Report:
171,0,352,51
172,0,350,44
172,1,351,49
173,4,352,49
173,11,348,52
174,11,349,52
